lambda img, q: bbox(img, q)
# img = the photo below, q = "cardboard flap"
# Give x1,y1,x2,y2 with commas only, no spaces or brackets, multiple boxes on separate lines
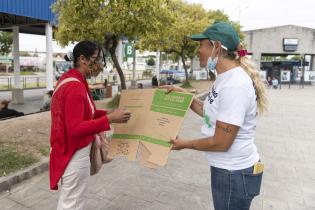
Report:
139,142,159,169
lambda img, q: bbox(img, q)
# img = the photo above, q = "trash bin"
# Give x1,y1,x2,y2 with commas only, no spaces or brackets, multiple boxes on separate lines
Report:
106,84,112,98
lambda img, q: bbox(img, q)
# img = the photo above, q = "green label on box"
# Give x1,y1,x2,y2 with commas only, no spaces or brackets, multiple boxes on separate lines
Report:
151,105,186,117
150,89,193,117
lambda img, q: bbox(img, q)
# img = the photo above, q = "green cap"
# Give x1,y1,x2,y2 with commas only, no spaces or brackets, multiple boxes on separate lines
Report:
190,21,240,51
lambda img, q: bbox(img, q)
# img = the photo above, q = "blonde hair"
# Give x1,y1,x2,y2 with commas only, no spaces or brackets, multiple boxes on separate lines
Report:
222,47,268,114
238,56,268,113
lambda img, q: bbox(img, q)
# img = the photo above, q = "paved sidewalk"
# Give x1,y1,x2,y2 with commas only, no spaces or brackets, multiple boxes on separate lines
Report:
0,88,45,114
0,85,315,210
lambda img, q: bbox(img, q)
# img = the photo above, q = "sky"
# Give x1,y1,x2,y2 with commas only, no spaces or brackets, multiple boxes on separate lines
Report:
186,0,314,30
18,0,314,53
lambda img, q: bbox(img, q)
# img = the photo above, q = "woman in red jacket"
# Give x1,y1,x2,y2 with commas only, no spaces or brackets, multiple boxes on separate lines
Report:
50,41,131,210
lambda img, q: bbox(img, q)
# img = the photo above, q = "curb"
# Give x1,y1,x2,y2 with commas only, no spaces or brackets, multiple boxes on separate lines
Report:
0,158,49,193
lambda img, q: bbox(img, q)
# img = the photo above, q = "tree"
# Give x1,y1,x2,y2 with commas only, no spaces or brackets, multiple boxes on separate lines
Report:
0,32,13,55
53,0,172,89
139,2,244,84
208,10,244,41
290,55,302,61
139,1,209,85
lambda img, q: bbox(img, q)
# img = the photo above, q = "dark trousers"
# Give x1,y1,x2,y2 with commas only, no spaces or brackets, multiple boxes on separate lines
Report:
211,165,263,210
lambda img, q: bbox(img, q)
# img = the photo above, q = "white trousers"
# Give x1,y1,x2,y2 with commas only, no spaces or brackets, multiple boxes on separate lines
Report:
57,143,91,210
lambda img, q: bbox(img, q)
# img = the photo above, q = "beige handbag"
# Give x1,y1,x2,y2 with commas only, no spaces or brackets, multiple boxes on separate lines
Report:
90,132,112,175
85,85,112,175
53,77,112,176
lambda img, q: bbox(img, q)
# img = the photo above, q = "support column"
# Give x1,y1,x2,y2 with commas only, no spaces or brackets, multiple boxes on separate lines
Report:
117,39,123,68
131,47,137,88
310,54,315,71
252,52,261,71
13,26,21,88
45,23,54,91
12,26,23,104
159,52,162,75
311,55,315,85
155,50,160,81
178,57,182,71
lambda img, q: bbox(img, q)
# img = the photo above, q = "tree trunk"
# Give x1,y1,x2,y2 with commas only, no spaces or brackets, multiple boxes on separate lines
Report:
106,35,127,90
181,55,189,84
190,57,195,80
190,57,194,73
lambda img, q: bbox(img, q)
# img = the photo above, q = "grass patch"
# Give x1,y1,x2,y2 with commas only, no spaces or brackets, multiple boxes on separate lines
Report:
0,145,38,177
180,80,193,89
20,71,37,75
24,82,46,89
39,147,50,156
0,82,46,90
0,73,11,76
106,94,120,109
0,84,10,90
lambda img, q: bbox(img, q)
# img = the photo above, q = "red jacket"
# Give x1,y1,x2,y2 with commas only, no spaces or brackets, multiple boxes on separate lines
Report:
49,69,110,190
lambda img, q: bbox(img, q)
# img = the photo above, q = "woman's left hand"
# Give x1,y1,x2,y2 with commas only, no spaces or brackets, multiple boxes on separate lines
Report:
170,137,189,150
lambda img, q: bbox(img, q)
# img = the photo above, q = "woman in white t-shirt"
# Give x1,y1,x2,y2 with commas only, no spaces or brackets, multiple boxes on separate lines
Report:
161,21,268,210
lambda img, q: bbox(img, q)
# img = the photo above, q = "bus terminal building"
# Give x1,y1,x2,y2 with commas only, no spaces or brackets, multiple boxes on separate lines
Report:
244,25,315,84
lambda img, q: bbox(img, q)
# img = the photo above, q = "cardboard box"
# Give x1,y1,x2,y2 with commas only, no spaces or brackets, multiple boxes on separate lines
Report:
108,89,193,168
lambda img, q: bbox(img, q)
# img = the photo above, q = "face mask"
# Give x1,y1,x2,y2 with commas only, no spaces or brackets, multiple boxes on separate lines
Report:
88,61,103,77
206,47,218,73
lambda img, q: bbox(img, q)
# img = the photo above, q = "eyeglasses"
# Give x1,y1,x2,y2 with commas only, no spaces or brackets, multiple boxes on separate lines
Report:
88,48,107,67
90,56,105,66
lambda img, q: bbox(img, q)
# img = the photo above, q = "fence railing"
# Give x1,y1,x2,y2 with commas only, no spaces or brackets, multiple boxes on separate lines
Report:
0,73,152,91
90,73,152,84
0,76,46,90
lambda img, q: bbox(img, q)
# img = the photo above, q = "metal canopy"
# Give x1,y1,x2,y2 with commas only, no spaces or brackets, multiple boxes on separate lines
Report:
0,0,55,35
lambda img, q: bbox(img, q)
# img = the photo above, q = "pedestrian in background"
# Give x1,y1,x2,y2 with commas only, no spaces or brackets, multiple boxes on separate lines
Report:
0,99,24,119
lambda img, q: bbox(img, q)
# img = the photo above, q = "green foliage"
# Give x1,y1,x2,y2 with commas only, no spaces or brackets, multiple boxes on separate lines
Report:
54,0,243,88
0,145,38,177
107,94,120,109
208,9,229,22
261,55,298,61
207,10,244,41
20,71,37,75
146,57,155,66
139,1,209,82
19,51,32,57
180,80,193,88
139,1,208,55
290,55,302,61
142,69,153,77
53,0,172,89
39,147,50,156
0,32,13,55
139,2,243,83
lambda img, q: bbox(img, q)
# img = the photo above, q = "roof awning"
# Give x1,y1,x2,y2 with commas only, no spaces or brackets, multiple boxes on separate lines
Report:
0,12,53,35
0,0,56,35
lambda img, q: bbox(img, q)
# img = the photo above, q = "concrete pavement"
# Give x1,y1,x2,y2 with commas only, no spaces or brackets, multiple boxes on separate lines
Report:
0,85,315,210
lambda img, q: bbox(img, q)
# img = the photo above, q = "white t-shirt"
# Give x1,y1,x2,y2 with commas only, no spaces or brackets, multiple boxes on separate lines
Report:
202,66,260,170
